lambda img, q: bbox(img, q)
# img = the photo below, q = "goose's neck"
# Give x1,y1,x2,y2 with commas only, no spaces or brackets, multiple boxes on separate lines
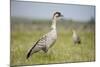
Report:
51,18,57,30
73,31,76,36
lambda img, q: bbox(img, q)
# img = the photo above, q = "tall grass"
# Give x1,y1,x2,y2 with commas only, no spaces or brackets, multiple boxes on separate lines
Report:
10,19,95,66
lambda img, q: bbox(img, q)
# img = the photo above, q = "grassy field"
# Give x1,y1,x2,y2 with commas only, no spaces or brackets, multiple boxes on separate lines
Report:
10,19,95,66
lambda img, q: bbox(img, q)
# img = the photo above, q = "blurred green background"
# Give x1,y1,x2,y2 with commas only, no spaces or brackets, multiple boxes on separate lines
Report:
10,17,95,66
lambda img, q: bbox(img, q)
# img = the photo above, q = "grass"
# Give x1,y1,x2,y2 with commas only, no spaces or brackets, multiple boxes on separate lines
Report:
10,20,95,66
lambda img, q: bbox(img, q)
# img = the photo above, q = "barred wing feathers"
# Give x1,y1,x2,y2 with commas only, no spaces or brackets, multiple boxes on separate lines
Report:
26,30,57,59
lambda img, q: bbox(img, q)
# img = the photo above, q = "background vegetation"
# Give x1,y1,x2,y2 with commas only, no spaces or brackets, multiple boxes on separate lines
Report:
10,17,95,66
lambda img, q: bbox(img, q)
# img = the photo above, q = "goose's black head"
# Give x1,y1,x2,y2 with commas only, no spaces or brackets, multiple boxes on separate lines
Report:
53,12,63,18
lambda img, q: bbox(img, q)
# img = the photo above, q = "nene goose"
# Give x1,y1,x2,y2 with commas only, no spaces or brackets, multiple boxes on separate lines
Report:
26,11,63,59
72,30,81,44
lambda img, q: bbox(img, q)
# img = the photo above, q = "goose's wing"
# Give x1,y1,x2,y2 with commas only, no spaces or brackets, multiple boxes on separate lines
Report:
26,34,47,59
73,34,81,44
27,29,57,59
77,35,81,44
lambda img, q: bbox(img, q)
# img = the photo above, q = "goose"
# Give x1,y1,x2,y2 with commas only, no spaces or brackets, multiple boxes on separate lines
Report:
72,30,81,44
26,11,63,59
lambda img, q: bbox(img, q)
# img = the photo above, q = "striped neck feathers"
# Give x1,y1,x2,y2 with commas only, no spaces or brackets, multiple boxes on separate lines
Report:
51,17,57,30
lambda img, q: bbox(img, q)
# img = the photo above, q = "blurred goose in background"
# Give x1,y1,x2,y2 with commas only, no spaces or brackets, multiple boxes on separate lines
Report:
26,11,63,59
72,30,81,45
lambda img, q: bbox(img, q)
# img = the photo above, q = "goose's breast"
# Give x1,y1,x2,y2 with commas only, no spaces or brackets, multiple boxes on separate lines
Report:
46,30,57,48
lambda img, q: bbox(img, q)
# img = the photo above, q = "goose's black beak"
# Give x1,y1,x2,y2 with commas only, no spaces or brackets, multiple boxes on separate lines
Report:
60,15,63,17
